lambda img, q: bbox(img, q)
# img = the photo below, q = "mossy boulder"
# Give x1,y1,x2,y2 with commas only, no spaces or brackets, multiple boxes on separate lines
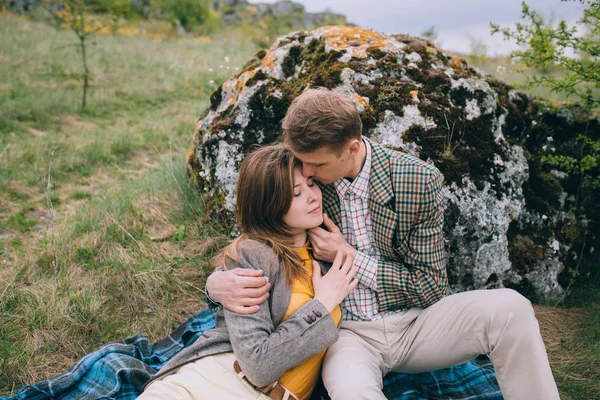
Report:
187,26,599,302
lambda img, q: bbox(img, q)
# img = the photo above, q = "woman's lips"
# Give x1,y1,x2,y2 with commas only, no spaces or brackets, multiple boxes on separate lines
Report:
309,206,321,214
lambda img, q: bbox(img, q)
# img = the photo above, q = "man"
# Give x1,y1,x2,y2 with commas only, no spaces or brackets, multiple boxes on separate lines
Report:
206,88,559,399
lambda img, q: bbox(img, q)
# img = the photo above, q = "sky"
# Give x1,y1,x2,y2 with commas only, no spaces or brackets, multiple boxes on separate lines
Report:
248,0,587,56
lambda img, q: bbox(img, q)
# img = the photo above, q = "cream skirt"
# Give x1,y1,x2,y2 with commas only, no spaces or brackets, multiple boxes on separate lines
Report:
138,352,271,400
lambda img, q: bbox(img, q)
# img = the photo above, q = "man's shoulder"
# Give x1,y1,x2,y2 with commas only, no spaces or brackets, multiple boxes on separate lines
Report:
370,140,440,181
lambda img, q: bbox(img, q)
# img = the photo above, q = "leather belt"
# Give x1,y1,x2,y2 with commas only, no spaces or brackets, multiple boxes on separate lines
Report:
233,360,299,400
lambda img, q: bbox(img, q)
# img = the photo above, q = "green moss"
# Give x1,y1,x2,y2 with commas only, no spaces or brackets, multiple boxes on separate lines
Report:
366,46,386,60
524,168,564,214
241,49,267,71
360,104,378,133
245,70,268,88
281,45,303,78
508,234,544,273
209,86,223,110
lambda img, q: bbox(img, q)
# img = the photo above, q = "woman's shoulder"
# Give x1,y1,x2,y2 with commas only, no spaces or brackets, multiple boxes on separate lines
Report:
226,238,280,272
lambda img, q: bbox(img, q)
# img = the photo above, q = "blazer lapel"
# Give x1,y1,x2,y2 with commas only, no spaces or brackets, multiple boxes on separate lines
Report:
368,141,397,256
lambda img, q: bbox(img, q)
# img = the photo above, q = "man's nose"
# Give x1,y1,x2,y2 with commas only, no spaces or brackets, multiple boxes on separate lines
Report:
302,163,316,178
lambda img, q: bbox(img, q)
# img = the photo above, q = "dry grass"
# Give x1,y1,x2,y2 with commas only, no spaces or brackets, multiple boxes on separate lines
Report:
1,12,599,399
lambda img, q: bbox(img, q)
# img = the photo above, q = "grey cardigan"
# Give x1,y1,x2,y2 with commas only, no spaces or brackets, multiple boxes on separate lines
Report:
143,239,339,390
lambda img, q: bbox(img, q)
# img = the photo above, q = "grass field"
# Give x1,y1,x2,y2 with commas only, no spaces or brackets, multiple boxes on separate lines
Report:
0,14,598,398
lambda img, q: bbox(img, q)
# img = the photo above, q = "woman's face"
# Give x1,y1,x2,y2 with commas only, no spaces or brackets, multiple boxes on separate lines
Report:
282,166,323,233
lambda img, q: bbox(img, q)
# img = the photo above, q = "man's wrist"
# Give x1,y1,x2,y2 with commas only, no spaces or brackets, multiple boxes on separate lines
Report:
345,244,358,260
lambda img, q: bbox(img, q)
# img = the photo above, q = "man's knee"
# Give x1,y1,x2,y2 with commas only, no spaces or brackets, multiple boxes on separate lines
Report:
322,337,385,400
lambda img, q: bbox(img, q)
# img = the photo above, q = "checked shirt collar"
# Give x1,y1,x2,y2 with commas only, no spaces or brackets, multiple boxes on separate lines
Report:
333,139,372,201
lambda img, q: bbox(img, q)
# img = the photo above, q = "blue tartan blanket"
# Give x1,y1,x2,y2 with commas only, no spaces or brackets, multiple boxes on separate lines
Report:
4,308,502,400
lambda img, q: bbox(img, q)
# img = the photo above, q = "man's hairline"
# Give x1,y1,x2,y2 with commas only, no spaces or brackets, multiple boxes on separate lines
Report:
287,136,363,161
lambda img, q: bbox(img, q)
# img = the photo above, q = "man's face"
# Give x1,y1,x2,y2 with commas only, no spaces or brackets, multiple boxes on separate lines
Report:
293,145,351,184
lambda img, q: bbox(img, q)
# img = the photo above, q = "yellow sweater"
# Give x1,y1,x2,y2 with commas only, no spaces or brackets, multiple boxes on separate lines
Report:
277,244,342,400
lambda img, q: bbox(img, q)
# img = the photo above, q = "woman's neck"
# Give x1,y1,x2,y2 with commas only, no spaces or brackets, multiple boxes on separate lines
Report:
291,231,308,248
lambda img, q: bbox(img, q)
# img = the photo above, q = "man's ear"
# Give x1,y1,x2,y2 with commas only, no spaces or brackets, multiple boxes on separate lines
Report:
347,139,361,156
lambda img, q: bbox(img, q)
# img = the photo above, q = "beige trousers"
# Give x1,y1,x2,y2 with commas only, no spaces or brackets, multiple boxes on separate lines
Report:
138,352,271,400
322,289,560,400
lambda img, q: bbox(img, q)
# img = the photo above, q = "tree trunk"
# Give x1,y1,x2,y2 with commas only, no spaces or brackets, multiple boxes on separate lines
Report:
80,33,89,109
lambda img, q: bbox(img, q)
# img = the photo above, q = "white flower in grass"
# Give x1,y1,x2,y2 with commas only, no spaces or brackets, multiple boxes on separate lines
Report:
208,68,213,72
209,80,214,84
225,56,230,63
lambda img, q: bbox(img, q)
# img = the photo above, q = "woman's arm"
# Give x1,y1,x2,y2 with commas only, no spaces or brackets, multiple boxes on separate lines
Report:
223,242,339,387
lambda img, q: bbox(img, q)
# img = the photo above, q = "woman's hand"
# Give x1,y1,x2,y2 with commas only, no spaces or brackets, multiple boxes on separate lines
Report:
313,251,358,312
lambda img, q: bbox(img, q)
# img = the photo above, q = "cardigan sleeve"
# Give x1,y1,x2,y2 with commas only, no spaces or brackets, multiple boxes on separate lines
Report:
222,241,339,387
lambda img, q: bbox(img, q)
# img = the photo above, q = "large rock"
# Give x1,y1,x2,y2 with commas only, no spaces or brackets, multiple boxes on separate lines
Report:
187,26,599,302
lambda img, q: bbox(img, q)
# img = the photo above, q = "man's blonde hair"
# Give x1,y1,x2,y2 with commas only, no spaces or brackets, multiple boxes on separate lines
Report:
282,88,362,153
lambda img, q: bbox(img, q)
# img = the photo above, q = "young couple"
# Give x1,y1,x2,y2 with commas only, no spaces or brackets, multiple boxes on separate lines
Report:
140,88,560,400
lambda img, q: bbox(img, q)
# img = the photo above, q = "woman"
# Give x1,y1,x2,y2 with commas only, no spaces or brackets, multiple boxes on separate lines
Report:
139,144,358,400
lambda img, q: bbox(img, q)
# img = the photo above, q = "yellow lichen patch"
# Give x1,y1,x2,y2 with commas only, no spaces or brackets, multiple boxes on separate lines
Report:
428,44,464,70
218,69,259,112
311,25,402,59
410,90,419,102
352,93,369,108
260,48,281,78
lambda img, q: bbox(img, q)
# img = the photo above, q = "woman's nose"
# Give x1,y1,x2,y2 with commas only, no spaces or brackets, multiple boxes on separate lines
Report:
307,186,319,202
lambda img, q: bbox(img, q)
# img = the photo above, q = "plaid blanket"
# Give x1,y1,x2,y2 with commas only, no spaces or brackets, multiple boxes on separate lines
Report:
4,308,502,400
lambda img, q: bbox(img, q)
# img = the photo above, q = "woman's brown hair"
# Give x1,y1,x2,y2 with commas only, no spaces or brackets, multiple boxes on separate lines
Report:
216,144,309,285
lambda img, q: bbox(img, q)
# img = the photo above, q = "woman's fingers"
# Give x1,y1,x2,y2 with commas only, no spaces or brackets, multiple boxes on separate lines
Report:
349,275,359,290
346,265,357,283
339,253,353,274
330,250,344,270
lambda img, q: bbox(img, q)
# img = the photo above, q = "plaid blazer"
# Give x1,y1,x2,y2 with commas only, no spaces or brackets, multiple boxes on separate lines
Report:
319,139,448,312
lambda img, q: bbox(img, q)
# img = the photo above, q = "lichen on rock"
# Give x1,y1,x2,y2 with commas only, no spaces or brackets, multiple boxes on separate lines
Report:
187,25,599,302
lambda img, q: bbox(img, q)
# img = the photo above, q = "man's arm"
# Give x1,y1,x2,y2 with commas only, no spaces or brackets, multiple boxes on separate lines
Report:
376,169,447,311
205,268,270,314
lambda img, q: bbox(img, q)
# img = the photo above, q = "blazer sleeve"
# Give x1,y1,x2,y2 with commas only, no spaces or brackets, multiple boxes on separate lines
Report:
377,168,449,312
222,242,339,387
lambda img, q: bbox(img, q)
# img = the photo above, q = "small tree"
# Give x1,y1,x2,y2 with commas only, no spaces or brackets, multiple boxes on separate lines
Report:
491,0,599,110
40,0,116,109
492,1,599,299
421,25,439,44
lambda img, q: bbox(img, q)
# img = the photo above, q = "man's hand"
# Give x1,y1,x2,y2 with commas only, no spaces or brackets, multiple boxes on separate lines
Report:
206,268,271,314
308,213,357,263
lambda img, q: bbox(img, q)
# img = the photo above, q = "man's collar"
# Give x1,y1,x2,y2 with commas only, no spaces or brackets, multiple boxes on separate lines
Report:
367,138,394,205
333,139,372,198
